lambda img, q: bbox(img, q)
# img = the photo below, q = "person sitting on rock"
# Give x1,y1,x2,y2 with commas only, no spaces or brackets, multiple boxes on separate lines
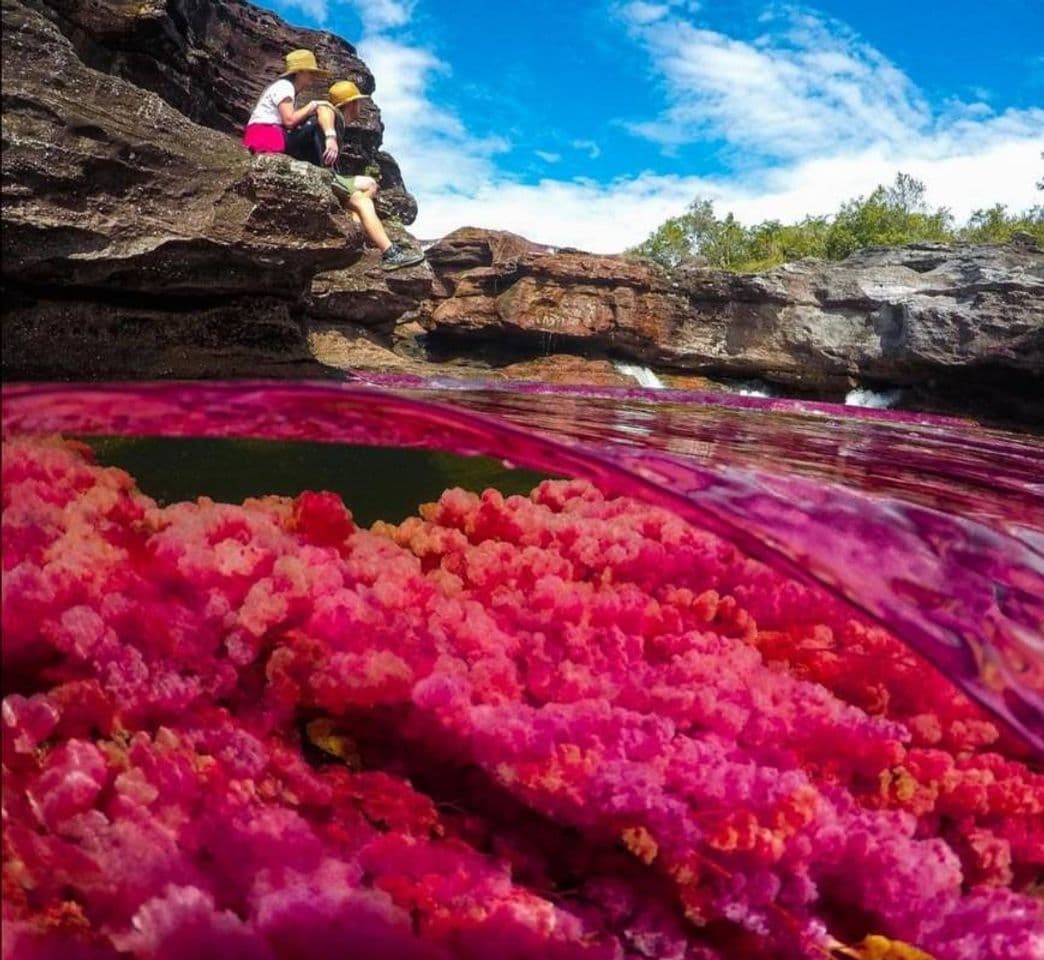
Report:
242,49,332,155
285,80,425,272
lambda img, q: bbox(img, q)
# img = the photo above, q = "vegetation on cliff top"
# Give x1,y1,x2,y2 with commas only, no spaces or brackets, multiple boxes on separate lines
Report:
629,172,1044,271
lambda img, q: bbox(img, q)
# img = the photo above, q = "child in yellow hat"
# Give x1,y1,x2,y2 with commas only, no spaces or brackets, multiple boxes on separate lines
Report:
286,79,424,271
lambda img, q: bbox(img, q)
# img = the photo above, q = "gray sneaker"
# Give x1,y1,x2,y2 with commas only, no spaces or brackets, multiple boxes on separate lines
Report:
380,243,425,271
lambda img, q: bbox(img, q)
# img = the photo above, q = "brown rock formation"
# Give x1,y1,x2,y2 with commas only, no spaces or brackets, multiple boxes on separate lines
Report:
410,228,1044,397
496,356,642,388
23,0,372,137
5,293,330,380
307,325,640,389
19,0,415,217
308,246,434,327
2,0,419,379
300,226,1041,419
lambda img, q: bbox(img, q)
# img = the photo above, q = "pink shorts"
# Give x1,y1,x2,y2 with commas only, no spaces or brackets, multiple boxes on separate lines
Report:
242,123,286,153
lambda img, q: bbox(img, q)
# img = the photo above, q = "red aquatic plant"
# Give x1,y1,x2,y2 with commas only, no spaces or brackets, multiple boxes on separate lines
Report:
2,437,1041,959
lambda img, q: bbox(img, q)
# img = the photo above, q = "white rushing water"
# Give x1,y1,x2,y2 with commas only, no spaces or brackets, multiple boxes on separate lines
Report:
723,378,777,398
615,363,666,389
844,387,903,409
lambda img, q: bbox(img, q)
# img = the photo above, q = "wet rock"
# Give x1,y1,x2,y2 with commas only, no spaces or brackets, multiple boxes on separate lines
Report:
307,324,430,377
305,327,640,390
3,292,333,379
495,356,638,387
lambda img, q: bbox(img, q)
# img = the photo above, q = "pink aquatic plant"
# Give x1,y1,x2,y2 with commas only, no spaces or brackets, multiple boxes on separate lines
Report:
2,437,1042,960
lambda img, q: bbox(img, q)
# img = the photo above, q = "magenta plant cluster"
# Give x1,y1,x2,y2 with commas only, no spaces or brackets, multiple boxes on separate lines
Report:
3,437,1042,959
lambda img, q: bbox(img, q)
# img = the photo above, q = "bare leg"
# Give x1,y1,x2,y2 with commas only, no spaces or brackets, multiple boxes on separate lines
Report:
354,176,380,200
348,192,392,252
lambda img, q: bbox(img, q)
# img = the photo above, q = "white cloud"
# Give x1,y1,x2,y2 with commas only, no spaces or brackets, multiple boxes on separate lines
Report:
345,1,1043,253
358,35,509,195
618,7,933,159
342,0,414,31
623,2,670,24
535,150,563,163
272,0,413,30
270,0,331,24
411,137,1044,251
572,139,602,159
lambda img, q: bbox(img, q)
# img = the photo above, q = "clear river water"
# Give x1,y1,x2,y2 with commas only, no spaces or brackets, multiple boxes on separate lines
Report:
3,379,1041,753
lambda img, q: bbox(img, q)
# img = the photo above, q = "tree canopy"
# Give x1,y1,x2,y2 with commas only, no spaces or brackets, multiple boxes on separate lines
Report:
628,172,1044,272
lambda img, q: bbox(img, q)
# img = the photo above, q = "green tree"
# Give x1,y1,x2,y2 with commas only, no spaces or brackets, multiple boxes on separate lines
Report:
699,212,751,269
824,173,953,259
628,170,1040,273
629,198,725,269
744,217,830,269
959,204,1044,245
630,199,763,270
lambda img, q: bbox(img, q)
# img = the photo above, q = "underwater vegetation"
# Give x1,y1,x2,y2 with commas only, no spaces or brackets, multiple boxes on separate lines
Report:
2,436,1042,959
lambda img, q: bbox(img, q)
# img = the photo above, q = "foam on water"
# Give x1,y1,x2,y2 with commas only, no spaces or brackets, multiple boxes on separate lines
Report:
614,362,666,389
724,378,777,398
846,387,903,408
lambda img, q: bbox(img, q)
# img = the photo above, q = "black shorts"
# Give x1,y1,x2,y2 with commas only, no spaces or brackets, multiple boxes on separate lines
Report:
284,118,326,167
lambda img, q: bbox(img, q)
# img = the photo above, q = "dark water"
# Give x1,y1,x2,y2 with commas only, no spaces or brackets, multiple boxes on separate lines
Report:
4,380,1043,751
82,437,553,528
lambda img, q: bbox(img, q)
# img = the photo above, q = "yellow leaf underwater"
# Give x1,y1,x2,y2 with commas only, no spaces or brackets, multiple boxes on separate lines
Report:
833,934,936,960
305,718,361,768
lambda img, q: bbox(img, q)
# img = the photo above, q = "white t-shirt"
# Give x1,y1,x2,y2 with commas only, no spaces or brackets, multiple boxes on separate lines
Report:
248,79,296,125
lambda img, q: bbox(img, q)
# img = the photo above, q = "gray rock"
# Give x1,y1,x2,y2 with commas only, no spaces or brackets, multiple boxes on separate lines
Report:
410,230,1044,400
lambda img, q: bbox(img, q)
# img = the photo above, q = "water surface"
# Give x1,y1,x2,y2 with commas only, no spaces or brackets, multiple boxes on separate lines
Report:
4,380,1042,751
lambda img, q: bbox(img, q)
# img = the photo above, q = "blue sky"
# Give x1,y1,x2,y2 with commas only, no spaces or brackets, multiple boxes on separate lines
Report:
260,0,1043,250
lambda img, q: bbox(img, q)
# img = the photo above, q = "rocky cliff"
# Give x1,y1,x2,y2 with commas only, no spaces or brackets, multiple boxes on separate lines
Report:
2,0,1042,424
414,228,1044,392
308,229,1043,421
2,0,414,377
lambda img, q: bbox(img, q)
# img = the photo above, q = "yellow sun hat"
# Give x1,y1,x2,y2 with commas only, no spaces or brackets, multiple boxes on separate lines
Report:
280,49,332,78
328,80,371,109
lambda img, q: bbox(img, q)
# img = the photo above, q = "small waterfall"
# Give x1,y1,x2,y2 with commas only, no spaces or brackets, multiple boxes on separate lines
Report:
615,362,666,389
845,387,902,409
724,378,776,398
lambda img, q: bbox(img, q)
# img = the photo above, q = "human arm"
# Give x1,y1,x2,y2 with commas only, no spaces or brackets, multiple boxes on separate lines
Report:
316,102,339,166
277,97,322,130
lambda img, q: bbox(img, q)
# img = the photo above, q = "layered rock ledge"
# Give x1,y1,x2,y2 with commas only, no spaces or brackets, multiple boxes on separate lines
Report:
2,0,413,377
309,229,1043,422
414,229,1044,390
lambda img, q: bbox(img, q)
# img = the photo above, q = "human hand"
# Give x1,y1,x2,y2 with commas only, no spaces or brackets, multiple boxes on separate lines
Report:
322,139,339,166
